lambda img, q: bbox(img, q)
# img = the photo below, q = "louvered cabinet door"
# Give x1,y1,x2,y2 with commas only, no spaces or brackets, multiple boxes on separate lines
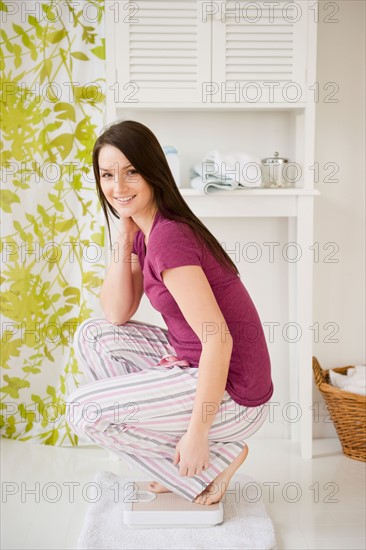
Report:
211,0,308,105
114,0,211,104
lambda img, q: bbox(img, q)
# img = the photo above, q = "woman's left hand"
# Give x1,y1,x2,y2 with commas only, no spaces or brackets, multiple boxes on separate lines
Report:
173,431,210,476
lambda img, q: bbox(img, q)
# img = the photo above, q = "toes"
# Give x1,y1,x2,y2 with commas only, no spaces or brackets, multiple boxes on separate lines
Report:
195,493,209,505
194,487,221,505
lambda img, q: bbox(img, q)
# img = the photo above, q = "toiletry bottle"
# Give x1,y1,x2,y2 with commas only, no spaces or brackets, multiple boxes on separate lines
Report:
163,145,181,188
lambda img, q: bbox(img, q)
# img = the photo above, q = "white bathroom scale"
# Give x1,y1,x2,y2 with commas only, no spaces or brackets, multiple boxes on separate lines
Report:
122,480,224,529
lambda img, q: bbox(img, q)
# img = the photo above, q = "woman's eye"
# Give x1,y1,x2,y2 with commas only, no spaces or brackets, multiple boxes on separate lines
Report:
127,169,138,176
101,173,113,179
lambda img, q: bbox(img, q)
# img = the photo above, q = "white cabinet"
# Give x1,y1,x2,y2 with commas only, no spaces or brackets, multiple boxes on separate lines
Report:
104,0,319,459
108,0,309,106
111,1,210,104
211,0,308,104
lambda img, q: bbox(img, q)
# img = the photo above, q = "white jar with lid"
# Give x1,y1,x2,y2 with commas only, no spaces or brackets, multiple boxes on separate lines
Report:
163,145,181,188
261,151,290,188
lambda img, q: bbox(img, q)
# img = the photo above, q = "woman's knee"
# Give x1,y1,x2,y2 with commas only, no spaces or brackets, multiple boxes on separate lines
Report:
73,317,108,354
73,317,140,352
65,386,86,430
65,389,102,440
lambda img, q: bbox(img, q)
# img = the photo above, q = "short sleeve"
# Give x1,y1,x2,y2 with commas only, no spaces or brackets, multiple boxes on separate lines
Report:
131,235,137,255
148,222,203,281
131,230,141,256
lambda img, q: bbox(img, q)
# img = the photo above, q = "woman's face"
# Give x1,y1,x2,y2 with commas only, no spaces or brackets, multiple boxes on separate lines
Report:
98,144,156,217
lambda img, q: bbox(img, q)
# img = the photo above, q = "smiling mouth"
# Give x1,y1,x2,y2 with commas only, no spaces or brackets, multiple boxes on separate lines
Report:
114,195,136,204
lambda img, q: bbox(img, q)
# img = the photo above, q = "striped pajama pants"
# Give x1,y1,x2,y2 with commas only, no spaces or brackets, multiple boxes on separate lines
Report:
66,318,270,502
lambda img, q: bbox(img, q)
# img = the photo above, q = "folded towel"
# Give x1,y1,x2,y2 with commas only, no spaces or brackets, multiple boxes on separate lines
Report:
329,365,366,396
348,365,366,376
190,150,262,193
190,175,240,193
77,471,278,550
342,384,366,396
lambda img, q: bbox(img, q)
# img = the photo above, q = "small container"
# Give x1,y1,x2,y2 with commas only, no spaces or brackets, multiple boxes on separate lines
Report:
261,151,289,188
163,145,181,188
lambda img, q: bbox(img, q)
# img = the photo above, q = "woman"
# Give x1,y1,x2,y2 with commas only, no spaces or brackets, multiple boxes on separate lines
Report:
67,120,274,505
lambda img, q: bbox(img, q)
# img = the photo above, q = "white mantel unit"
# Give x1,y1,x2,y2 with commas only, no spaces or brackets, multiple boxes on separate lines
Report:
105,0,319,459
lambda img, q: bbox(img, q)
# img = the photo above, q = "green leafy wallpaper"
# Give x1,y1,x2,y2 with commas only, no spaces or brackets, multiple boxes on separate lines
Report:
0,0,106,445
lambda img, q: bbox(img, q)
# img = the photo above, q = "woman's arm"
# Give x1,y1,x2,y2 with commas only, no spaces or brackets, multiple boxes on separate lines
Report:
100,231,143,325
161,265,233,435
188,335,233,435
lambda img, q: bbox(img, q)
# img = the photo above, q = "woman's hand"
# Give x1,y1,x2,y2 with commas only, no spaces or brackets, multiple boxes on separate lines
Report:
118,215,140,237
173,431,210,476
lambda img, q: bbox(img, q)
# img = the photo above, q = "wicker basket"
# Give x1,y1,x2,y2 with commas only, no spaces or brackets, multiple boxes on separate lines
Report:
312,356,366,462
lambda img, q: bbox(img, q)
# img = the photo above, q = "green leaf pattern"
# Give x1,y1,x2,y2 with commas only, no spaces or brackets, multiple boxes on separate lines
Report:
1,0,106,447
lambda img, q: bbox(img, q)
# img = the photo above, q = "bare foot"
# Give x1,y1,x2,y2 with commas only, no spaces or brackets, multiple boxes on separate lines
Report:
194,444,249,506
147,444,249,504
147,481,172,493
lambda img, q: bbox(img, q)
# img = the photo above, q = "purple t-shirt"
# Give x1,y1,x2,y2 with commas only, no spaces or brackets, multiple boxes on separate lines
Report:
132,210,274,407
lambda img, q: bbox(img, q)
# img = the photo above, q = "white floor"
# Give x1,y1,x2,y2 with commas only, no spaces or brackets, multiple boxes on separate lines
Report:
1,437,365,550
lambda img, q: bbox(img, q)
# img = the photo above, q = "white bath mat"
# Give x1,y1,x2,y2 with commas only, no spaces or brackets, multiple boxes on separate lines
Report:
77,471,278,549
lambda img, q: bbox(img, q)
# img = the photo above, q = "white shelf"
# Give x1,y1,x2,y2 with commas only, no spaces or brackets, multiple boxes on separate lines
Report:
115,103,307,112
178,188,319,218
179,188,319,197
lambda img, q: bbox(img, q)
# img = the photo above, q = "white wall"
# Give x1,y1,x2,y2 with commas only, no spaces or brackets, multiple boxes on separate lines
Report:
312,1,365,436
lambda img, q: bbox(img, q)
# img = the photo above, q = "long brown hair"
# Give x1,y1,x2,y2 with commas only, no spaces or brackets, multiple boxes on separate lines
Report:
92,120,240,277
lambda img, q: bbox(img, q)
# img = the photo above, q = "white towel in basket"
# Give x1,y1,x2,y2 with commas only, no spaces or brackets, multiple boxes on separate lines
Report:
329,365,366,396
